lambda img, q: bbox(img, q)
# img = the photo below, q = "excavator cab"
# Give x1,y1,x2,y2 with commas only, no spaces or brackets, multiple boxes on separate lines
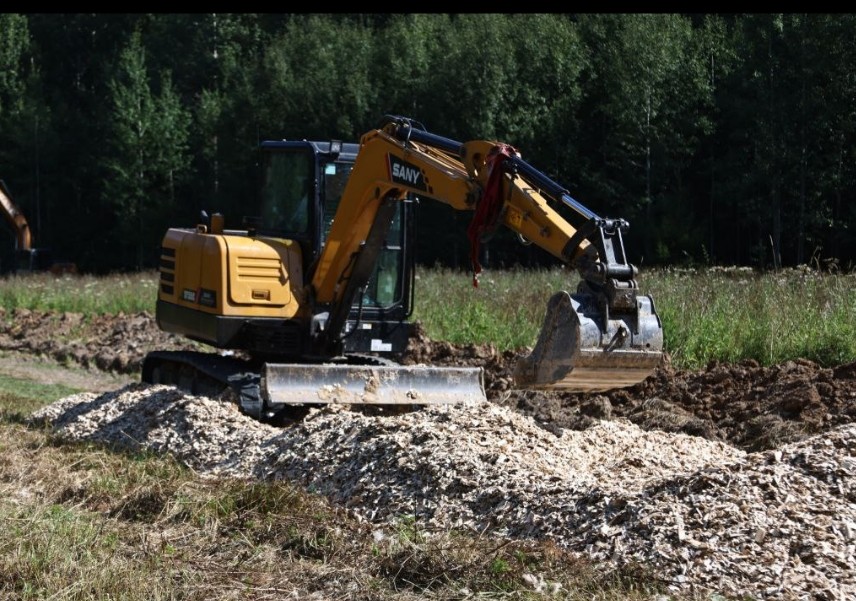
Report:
257,140,417,356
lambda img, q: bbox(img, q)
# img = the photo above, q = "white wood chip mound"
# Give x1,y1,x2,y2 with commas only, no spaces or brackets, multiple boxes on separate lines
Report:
32,383,856,600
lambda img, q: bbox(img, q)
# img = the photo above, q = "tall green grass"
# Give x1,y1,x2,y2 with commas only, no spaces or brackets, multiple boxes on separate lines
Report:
0,271,158,315
414,265,856,369
3,266,855,369
412,267,571,350
646,267,856,368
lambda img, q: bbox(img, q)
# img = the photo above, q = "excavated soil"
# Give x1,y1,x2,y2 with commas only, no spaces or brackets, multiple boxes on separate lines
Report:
3,307,856,452
404,324,856,452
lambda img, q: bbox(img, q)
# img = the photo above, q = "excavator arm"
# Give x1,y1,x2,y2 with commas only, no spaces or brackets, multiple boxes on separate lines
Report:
0,180,32,253
308,116,663,392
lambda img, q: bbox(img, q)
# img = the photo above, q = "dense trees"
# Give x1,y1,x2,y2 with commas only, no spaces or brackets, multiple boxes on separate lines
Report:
0,13,854,273
107,30,191,268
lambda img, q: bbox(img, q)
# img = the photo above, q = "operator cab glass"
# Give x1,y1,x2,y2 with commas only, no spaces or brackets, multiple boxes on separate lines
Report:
261,150,313,234
259,140,412,316
320,160,403,310
320,161,353,242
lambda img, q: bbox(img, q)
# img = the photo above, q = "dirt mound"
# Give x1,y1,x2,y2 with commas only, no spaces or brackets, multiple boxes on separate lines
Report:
4,308,856,451
0,307,195,373
404,323,856,451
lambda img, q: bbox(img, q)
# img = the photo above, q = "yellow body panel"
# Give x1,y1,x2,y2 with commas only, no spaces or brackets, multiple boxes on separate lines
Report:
158,228,304,319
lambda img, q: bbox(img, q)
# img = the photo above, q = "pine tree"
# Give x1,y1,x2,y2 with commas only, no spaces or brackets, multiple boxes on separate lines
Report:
106,30,190,269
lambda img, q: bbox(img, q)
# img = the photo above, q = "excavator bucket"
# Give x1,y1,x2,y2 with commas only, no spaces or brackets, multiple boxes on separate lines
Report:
513,290,663,392
262,363,486,407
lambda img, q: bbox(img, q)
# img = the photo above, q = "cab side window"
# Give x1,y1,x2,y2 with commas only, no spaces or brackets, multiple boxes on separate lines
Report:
261,151,313,234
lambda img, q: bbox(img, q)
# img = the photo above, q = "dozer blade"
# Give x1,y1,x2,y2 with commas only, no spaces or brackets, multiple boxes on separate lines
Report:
262,363,486,406
513,290,663,392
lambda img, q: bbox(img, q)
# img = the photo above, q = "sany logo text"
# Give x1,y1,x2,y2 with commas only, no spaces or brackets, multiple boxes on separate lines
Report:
388,155,426,190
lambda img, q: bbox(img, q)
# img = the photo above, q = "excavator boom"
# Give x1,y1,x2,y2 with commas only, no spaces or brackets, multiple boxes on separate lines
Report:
0,179,77,275
0,180,32,253
299,116,662,393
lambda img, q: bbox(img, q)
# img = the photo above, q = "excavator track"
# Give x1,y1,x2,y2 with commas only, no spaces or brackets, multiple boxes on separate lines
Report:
142,350,265,417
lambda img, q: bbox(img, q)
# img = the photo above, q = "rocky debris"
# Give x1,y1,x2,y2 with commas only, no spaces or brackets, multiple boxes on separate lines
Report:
31,384,856,600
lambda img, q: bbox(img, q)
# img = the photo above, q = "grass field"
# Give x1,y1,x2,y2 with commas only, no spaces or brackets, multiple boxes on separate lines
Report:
415,265,856,368
2,265,855,370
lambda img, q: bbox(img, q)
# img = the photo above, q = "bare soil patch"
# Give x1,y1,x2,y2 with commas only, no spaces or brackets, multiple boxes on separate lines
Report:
3,308,856,451
404,324,856,451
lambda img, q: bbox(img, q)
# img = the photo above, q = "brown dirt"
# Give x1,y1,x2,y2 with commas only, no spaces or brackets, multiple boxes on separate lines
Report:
3,307,856,452
403,324,856,452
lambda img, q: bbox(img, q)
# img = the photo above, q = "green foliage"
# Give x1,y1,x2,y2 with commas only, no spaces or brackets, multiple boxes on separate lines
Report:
489,557,510,575
258,15,377,140
105,29,191,269
0,271,157,315
3,14,856,274
0,14,51,276
0,13,30,116
369,14,448,122
574,14,713,263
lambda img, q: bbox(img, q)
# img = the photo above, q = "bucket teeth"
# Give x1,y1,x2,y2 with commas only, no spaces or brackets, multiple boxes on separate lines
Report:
513,290,663,392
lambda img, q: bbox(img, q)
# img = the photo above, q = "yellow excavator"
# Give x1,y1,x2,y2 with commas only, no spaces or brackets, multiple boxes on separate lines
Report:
0,179,76,275
0,179,35,272
142,115,663,422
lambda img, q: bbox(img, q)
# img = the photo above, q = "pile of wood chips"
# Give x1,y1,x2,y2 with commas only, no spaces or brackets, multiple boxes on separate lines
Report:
33,383,856,599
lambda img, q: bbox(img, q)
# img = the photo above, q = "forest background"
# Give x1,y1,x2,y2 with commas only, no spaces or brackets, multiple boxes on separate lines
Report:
0,13,852,273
